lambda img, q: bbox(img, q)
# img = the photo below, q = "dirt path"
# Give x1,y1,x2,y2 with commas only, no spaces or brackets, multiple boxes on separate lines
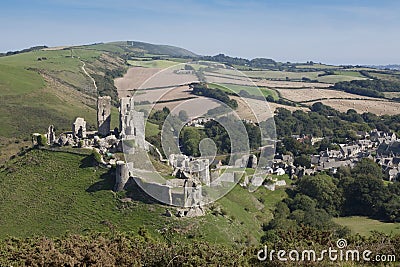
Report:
80,60,97,93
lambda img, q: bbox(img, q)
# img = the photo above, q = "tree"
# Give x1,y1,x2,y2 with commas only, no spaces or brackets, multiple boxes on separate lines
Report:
352,158,383,179
294,154,311,168
296,174,343,216
180,128,202,156
340,174,387,217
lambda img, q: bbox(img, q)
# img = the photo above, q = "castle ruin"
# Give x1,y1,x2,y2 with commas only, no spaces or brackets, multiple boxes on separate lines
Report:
119,97,147,150
97,96,111,136
72,117,87,138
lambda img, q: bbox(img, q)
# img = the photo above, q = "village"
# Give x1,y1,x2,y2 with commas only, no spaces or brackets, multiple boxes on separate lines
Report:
277,129,400,181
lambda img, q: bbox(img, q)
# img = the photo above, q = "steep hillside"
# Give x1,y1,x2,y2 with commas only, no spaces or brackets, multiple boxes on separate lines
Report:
0,149,286,245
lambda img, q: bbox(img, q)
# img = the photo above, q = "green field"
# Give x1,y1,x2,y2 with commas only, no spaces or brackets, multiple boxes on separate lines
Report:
316,74,367,83
333,216,400,236
242,70,323,80
0,64,45,95
367,71,400,83
0,48,107,138
145,121,160,137
333,70,366,78
208,83,279,100
295,63,339,69
128,59,182,69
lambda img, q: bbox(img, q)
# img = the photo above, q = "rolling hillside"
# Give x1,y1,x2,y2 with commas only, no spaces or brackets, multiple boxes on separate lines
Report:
0,41,198,163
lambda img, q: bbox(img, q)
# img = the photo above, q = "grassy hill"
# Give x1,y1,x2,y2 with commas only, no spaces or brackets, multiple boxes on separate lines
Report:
0,41,200,163
0,149,286,245
78,41,198,58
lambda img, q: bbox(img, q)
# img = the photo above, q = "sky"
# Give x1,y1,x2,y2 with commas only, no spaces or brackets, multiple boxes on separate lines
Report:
1,0,399,65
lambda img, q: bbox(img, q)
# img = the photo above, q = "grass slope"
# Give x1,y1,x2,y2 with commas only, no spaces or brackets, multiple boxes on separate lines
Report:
0,149,170,239
127,59,182,69
0,149,286,246
333,216,400,236
0,49,102,138
208,83,279,100
80,41,198,57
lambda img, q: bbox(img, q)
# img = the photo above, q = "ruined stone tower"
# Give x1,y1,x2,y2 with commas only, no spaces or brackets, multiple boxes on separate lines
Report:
119,97,147,150
114,161,133,191
46,125,56,145
97,96,111,136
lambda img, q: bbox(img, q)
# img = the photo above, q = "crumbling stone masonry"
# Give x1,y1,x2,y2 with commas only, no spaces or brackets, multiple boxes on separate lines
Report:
72,117,87,138
97,96,111,136
46,125,56,145
169,154,210,185
119,97,147,150
115,161,133,191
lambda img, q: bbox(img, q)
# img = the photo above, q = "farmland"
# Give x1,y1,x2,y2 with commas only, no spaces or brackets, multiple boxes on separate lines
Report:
276,88,377,103
308,99,400,115
208,83,279,99
128,59,182,69
316,74,366,83
114,67,162,97
231,96,306,122
115,58,400,118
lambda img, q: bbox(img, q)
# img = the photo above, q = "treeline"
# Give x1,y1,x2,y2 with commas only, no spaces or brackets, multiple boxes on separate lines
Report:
274,102,400,142
263,159,400,244
199,53,276,69
146,107,261,157
331,79,400,98
92,67,126,105
0,45,48,57
190,83,238,109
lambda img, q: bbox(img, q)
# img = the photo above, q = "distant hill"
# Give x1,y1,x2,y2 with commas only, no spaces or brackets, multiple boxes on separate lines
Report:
78,41,198,58
125,41,198,57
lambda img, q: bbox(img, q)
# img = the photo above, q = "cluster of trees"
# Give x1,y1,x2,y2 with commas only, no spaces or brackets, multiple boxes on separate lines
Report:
146,106,261,158
199,54,276,68
264,159,400,243
179,127,205,156
191,83,238,109
336,159,400,221
178,117,261,157
274,103,400,142
331,79,400,98
92,67,126,104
